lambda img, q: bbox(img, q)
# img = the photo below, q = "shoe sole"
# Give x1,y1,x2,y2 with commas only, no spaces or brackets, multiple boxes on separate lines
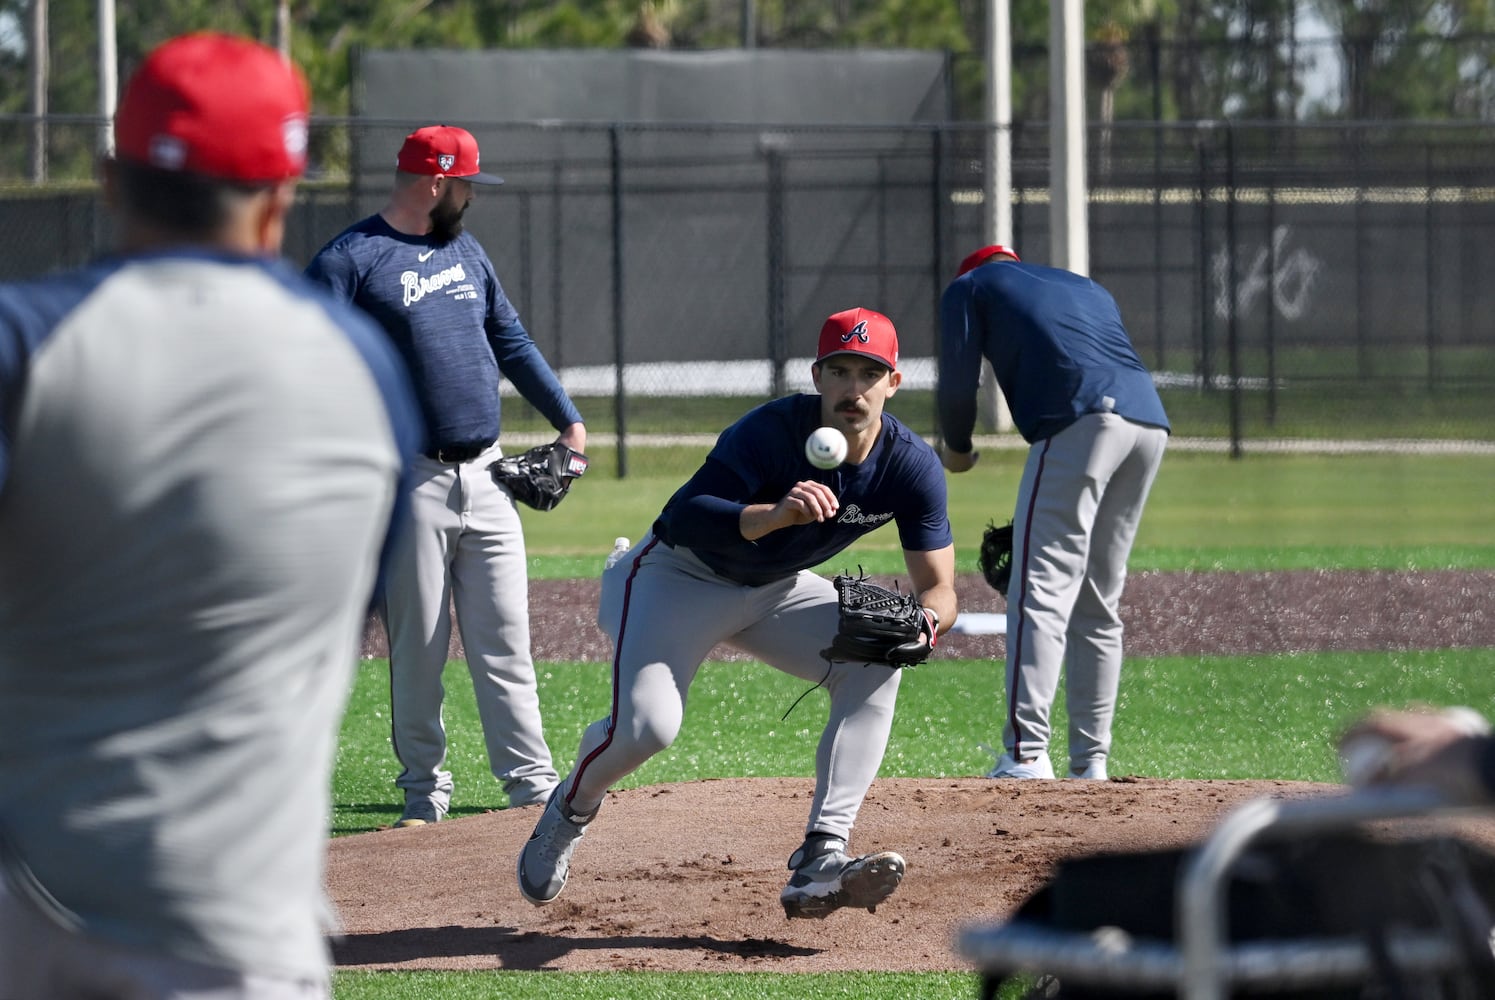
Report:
392,818,429,828
781,851,906,919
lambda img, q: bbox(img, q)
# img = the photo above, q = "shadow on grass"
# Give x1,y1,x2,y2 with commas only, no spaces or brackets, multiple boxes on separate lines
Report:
333,924,820,969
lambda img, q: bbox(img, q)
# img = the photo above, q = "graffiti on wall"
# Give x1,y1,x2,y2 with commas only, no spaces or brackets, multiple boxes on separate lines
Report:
1212,225,1323,321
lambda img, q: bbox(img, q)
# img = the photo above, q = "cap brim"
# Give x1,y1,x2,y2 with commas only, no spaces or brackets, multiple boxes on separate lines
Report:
817,348,894,369
462,171,504,185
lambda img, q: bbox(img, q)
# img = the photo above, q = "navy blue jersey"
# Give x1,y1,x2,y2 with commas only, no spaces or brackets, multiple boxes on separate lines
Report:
938,260,1170,447
305,214,581,452
654,394,952,586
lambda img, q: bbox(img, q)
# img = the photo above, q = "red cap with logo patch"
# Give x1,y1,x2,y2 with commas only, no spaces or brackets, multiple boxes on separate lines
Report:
956,244,1021,277
114,32,310,183
816,307,899,370
396,125,504,185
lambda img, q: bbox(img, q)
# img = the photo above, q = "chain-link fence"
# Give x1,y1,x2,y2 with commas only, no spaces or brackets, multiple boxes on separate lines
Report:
2,115,1492,476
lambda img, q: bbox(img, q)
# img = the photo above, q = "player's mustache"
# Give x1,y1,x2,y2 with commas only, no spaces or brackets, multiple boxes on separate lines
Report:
835,401,865,415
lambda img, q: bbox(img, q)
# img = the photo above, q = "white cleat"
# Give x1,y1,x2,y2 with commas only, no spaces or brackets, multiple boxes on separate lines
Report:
987,750,1055,779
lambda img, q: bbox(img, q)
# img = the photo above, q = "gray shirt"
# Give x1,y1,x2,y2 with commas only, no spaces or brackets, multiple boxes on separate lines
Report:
0,252,422,979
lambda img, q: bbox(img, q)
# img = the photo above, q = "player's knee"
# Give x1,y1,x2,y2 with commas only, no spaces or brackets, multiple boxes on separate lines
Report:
630,715,680,757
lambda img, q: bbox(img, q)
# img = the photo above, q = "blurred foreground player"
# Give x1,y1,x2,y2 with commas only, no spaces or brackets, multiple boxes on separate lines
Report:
0,33,421,999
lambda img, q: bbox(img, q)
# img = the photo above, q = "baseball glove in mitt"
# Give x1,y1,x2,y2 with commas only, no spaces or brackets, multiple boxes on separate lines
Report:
978,520,1015,596
821,570,937,667
489,443,589,512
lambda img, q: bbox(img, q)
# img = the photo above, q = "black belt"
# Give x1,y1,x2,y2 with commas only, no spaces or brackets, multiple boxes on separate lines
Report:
423,444,485,464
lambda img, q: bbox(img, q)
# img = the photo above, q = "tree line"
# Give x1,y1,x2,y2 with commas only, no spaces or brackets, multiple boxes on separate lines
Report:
4,0,1494,125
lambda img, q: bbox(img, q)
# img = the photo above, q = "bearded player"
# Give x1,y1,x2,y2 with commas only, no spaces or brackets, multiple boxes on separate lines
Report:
516,307,958,918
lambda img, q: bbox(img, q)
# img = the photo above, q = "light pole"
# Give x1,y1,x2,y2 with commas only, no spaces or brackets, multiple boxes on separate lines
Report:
98,0,116,157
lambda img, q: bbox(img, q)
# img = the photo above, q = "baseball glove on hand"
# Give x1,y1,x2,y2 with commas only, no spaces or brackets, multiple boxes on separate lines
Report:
978,520,1015,596
821,570,937,668
489,443,589,512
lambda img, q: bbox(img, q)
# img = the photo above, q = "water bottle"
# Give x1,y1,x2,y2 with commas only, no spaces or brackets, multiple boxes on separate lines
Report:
605,536,631,569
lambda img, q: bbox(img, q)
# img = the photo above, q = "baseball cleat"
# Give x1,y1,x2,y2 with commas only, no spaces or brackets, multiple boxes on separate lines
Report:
516,787,597,904
987,750,1055,779
1067,758,1108,780
780,833,906,919
393,798,444,828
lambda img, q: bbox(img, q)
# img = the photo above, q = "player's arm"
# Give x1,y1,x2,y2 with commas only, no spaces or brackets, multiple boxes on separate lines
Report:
556,420,586,453
303,243,357,301
936,282,984,472
739,481,839,541
902,544,958,638
479,259,583,434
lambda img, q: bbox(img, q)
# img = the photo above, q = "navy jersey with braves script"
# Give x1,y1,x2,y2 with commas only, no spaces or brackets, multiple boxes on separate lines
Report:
305,214,581,450
654,393,951,586
0,250,422,978
938,260,1170,448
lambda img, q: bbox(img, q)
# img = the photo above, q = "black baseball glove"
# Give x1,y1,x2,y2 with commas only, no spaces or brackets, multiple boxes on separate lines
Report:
821,570,937,668
978,520,1015,596
489,443,589,512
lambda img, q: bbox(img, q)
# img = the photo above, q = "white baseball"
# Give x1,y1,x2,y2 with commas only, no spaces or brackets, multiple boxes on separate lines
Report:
805,426,848,470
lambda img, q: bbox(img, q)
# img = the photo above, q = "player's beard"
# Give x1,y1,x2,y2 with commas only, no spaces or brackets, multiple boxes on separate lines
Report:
428,189,468,244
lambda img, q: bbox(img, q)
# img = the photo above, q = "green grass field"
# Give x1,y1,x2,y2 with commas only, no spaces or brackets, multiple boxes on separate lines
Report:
332,450,1494,999
515,449,1495,577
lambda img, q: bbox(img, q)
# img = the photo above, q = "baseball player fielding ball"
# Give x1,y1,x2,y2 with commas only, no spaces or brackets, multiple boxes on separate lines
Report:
805,426,848,469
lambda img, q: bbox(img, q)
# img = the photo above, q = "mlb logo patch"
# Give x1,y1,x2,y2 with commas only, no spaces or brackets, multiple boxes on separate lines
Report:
438,153,455,171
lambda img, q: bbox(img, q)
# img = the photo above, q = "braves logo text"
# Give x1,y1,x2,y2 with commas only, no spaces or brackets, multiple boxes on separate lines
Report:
401,264,468,307
836,504,893,527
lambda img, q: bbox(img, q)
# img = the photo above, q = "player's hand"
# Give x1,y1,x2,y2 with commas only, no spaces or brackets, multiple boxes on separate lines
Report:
777,480,839,524
940,444,979,474
739,480,838,540
1337,706,1492,803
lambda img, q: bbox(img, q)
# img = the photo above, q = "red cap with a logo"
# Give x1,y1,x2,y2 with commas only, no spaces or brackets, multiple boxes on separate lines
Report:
956,244,1021,277
816,307,899,370
114,32,310,183
396,125,504,185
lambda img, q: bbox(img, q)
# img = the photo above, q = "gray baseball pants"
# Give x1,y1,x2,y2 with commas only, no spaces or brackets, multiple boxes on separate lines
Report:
383,449,558,813
561,537,902,842
1004,412,1168,772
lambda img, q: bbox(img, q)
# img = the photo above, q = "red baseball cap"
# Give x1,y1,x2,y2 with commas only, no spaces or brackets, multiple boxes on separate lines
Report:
816,307,899,370
396,125,503,184
114,32,310,183
956,244,1021,277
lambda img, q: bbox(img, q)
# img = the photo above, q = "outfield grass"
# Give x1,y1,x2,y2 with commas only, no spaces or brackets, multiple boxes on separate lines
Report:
335,650,1495,833
515,450,1495,577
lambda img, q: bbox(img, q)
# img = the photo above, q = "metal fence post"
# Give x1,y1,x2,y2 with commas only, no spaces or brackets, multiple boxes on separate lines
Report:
610,124,628,478
765,144,786,399
1224,123,1243,460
